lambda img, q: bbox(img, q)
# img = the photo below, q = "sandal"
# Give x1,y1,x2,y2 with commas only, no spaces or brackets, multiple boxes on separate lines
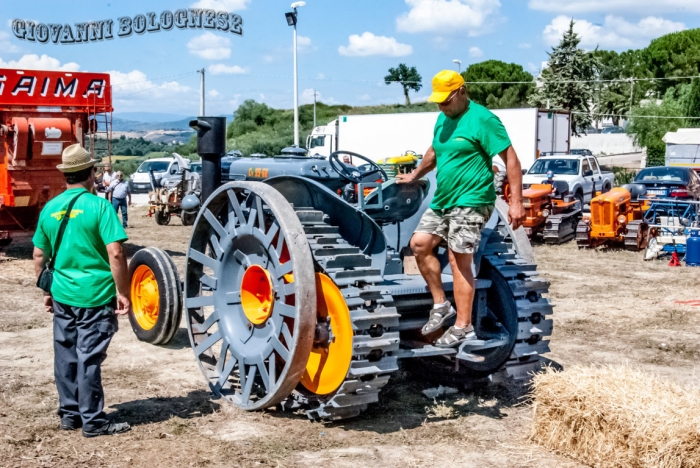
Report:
435,325,476,348
421,302,456,335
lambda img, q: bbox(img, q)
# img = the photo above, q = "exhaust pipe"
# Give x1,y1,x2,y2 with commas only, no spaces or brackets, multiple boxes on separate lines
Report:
189,116,226,204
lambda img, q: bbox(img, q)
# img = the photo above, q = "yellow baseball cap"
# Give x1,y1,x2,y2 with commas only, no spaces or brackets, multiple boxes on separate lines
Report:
427,70,465,103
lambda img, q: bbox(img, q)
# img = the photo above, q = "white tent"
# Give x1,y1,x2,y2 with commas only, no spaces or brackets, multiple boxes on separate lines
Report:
663,129,700,168
663,129,700,145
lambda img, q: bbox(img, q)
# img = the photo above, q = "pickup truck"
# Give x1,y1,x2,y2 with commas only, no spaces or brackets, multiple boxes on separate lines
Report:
522,154,615,205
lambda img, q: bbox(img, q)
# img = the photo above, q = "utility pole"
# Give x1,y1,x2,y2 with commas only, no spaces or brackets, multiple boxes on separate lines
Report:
629,78,635,116
199,68,205,116
313,89,318,127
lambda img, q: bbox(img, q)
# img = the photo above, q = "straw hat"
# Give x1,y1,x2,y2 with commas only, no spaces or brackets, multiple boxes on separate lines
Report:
56,144,96,173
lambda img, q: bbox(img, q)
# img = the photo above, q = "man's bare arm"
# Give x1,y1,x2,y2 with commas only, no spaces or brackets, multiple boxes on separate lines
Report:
396,146,436,184
106,241,131,315
498,145,526,230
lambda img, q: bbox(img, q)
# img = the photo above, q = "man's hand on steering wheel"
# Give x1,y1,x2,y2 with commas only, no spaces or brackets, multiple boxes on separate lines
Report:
329,151,388,184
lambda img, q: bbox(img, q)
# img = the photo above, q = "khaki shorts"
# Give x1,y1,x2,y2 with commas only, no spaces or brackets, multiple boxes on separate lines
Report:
415,205,494,254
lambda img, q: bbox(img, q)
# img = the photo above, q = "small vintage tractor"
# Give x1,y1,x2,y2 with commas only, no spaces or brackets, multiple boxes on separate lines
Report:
148,154,201,226
576,184,649,250
0,68,112,246
128,117,553,420
521,181,581,243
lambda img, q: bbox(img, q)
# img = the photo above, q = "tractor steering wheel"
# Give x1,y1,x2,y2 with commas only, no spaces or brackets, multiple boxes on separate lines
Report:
329,151,388,184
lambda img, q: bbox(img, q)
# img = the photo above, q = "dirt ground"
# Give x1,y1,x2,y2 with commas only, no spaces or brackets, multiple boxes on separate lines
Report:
1,205,699,468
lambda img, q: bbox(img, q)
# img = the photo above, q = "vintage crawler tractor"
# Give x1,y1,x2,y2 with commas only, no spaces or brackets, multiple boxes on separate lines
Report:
521,180,580,243
576,184,649,250
0,68,112,246
128,117,553,420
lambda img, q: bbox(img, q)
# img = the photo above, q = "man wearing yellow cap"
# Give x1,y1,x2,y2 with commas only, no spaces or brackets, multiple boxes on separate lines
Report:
396,70,526,348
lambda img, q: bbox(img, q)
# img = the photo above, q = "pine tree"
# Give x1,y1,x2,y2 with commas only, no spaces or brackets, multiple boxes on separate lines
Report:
529,20,598,136
385,64,422,106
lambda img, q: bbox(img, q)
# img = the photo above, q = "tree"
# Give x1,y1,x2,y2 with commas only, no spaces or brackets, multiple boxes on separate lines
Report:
643,28,700,96
528,20,598,136
462,60,534,108
385,64,422,106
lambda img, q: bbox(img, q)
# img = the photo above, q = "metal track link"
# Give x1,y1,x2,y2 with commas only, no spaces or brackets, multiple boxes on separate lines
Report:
485,230,553,381
542,212,580,244
623,220,647,251
575,221,592,249
291,208,400,420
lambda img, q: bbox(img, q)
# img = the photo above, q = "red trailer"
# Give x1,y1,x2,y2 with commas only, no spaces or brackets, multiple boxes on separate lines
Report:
0,68,112,246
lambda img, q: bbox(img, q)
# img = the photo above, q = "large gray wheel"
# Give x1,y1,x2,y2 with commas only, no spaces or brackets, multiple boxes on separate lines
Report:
184,181,316,411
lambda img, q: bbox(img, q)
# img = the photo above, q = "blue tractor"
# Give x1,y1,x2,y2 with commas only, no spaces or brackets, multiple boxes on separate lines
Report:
127,118,553,420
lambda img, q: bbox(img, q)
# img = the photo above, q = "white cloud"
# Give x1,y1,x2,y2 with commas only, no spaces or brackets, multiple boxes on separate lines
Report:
543,15,686,49
527,62,539,73
317,73,326,80
0,31,20,53
208,89,220,97
357,94,371,102
259,93,265,100
297,35,314,53
190,0,250,10
0,54,80,71
338,32,413,57
518,43,532,49
262,55,275,64
396,0,502,36
107,70,191,102
209,63,247,74
529,0,700,14
187,32,231,60
301,88,336,105
469,46,483,57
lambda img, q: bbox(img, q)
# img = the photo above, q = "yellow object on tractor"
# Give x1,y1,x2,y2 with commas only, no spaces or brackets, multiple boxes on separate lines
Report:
576,185,650,250
520,181,581,243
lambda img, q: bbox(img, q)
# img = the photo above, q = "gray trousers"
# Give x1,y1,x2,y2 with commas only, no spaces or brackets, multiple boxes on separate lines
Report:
52,299,118,431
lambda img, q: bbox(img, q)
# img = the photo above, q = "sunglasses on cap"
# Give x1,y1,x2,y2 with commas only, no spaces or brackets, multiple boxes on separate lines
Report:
438,88,461,107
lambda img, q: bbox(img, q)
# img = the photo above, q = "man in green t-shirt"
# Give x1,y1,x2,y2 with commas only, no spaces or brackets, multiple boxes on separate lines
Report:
32,144,131,437
396,70,526,348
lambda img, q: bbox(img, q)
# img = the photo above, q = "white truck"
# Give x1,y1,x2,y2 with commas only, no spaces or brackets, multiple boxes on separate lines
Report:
663,128,700,170
522,154,615,205
306,109,571,170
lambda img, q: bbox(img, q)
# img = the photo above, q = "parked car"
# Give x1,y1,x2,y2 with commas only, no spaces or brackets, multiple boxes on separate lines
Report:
632,166,700,199
602,126,625,134
523,155,615,205
570,149,593,156
129,157,179,193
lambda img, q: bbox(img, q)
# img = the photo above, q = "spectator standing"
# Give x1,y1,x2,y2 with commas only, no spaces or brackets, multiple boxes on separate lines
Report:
102,165,116,201
32,144,131,438
107,171,132,228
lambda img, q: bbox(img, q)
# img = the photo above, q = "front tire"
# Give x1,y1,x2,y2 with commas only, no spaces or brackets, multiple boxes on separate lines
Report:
181,211,196,226
155,210,171,226
129,247,183,345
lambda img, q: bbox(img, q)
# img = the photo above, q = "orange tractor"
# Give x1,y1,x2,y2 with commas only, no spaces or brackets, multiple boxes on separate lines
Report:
0,68,112,246
496,168,580,243
576,185,650,250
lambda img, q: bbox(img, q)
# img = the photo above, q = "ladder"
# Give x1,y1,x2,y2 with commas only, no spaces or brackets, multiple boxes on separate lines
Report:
86,93,113,166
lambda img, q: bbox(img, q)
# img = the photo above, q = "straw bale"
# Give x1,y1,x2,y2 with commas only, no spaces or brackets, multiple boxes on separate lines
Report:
529,365,700,468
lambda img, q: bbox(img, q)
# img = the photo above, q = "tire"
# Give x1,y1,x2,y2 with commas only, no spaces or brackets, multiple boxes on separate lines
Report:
129,247,182,345
574,191,584,210
181,211,196,226
155,210,171,226
602,182,611,193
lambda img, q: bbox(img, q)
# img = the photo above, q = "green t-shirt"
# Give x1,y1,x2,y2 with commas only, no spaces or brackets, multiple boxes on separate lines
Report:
32,188,128,308
430,102,512,211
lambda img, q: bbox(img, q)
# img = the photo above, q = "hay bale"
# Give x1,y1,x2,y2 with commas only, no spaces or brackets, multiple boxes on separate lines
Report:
529,365,700,468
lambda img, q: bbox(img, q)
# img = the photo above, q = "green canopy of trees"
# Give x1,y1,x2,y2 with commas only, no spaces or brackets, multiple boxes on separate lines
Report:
461,60,534,108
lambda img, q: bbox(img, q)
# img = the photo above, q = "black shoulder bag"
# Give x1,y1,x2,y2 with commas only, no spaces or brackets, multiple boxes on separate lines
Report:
36,191,87,293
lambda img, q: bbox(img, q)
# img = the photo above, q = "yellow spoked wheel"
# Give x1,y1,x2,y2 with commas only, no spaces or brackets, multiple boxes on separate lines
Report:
300,273,354,395
131,265,160,331
127,247,182,345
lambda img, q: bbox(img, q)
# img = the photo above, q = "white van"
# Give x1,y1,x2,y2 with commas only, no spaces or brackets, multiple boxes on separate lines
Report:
129,157,179,193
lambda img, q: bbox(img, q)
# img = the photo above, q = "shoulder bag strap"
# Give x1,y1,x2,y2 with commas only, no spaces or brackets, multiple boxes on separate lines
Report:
48,191,87,270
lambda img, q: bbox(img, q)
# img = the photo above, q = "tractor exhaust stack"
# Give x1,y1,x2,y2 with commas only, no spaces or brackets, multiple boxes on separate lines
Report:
189,116,226,204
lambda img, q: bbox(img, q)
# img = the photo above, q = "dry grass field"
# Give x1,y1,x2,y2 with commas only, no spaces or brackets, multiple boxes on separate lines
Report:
1,205,699,467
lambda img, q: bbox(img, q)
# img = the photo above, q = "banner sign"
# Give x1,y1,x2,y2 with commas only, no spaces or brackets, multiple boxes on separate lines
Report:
0,69,112,110
11,9,243,44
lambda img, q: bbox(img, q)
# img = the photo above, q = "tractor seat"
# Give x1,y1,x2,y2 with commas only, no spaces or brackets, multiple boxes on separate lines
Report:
541,180,570,198
622,183,647,201
363,179,430,224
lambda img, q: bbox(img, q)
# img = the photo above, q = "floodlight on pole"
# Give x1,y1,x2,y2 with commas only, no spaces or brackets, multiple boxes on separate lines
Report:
286,1,306,147
453,59,462,74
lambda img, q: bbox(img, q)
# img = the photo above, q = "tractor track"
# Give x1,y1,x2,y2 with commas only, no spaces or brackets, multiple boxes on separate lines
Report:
542,211,580,244
623,220,648,251
288,208,401,420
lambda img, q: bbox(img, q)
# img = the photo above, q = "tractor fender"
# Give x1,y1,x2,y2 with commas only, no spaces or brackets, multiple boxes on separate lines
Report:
264,176,387,276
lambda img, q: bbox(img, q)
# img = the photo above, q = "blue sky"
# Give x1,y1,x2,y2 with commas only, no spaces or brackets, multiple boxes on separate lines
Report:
1,0,698,118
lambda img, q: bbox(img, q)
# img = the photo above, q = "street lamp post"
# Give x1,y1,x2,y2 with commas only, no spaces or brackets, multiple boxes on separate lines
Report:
453,59,462,74
285,2,306,147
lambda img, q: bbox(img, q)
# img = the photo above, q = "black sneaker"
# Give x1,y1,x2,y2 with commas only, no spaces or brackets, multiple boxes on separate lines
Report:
82,422,131,438
60,417,82,431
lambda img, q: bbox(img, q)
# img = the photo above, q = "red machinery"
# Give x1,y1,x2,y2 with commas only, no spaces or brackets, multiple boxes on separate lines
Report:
0,68,112,245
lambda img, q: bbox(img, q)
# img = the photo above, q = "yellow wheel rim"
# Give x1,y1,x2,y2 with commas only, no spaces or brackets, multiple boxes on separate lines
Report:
131,265,160,331
301,273,353,395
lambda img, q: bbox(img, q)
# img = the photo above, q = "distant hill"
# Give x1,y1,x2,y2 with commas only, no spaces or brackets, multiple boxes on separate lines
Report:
112,116,196,132
113,112,191,123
